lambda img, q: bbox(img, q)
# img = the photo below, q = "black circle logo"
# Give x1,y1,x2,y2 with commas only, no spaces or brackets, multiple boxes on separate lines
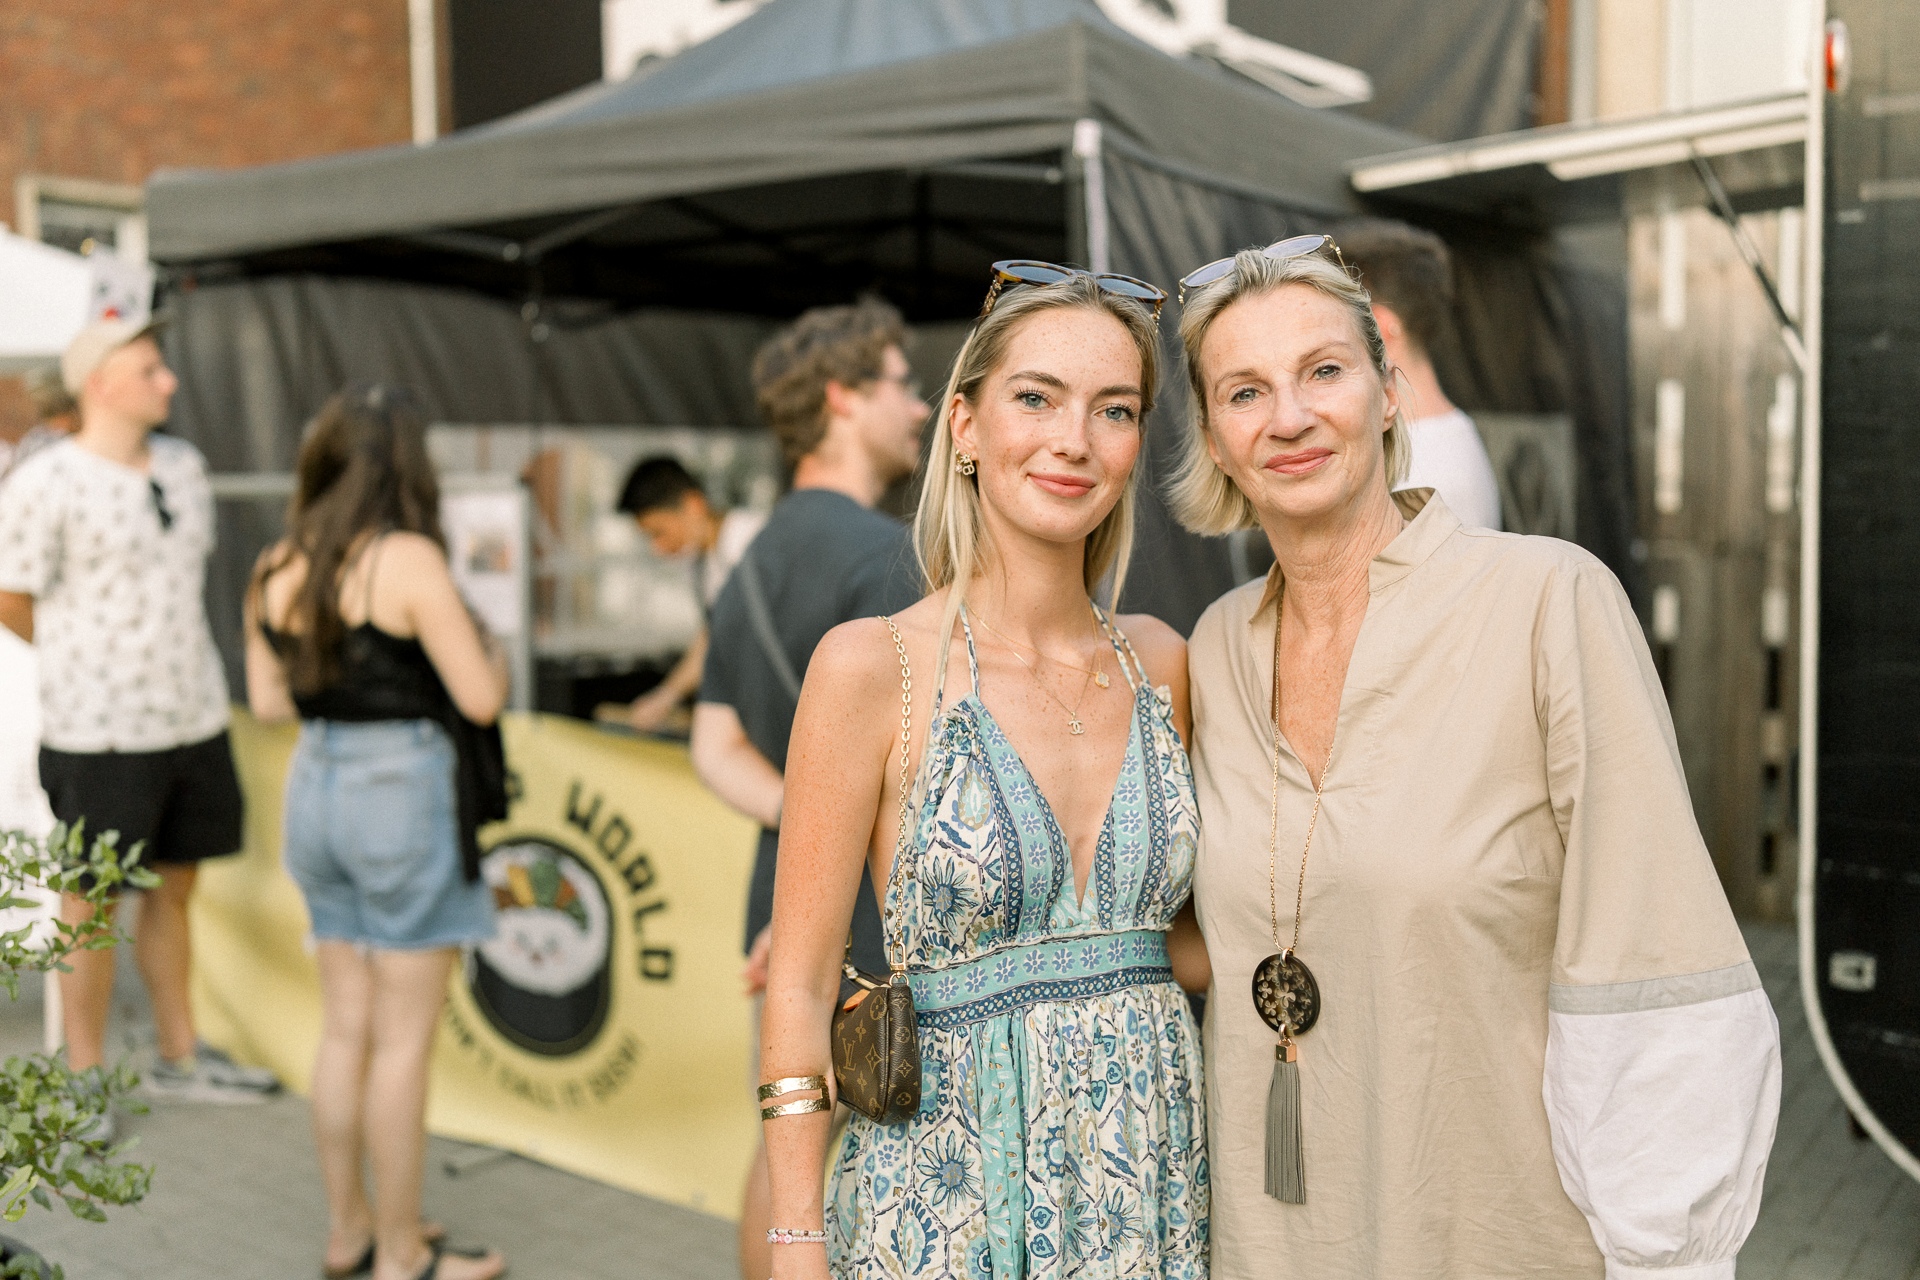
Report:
467,838,614,1057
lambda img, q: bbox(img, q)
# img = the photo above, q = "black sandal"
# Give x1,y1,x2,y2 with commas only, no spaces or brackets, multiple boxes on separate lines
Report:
409,1246,503,1280
322,1226,449,1279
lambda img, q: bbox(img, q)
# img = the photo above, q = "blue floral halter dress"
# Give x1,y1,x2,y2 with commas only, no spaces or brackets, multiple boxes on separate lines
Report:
828,604,1208,1280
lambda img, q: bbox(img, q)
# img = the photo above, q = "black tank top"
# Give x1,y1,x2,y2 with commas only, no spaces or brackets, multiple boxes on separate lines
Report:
259,537,455,723
260,535,505,883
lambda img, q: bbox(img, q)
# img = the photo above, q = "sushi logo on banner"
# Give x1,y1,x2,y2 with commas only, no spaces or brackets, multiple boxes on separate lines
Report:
470,839,614,1056
459,778,674,1067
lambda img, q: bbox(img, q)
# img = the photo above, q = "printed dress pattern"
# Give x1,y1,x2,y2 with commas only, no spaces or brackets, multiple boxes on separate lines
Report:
829,608,1208,1279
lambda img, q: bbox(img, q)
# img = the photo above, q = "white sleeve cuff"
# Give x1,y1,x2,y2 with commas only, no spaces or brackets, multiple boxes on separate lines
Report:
1607,1261,1735,1280
1546,969,1780,1274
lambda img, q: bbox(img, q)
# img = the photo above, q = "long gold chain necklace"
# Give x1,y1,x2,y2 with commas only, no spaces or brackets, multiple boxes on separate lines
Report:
1252,593,1328,1205
976,607,1108,736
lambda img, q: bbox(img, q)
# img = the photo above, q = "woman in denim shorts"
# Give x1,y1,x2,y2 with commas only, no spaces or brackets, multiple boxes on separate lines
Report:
244,385,508,1280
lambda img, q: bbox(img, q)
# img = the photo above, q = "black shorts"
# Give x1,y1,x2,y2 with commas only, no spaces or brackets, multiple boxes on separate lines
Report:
38,730,245,867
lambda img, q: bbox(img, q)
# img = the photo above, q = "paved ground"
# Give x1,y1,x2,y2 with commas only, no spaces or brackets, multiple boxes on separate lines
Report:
0,920,1914,1279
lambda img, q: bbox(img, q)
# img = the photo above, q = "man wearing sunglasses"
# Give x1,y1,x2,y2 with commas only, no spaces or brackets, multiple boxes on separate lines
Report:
0,318,278,1123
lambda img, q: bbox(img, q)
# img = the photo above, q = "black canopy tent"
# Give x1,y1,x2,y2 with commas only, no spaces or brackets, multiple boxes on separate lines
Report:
145,0,1633,653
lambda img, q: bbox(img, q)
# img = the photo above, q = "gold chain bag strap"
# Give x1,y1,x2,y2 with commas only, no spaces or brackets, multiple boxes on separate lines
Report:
828,617,923,1124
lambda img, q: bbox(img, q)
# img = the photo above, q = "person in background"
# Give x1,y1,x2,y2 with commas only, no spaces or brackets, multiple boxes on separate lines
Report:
0,318,280,1123
0,368,81,485
691,297,928,1280
246,384,508,1280
603,455,766,732
1336,218,1503,529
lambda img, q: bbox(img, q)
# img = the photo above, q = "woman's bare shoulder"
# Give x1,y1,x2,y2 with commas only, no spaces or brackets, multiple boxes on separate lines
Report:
376,531,451,569
808,616,910,702
1113,612,1188,685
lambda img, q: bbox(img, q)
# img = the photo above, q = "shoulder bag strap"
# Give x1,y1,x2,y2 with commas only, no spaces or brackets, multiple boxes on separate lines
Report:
879,616,915,977
737,550,803,705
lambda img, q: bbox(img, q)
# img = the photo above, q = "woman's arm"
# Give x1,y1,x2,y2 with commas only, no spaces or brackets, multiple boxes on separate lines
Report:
759,618,900,1280
243,546,298,723
1167,901,1211,995
1537,557,1779,1279
627,629,708,730
387,534,509,725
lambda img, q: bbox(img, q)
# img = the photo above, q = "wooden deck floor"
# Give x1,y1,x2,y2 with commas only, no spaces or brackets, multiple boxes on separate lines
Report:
1741,922,1920,1279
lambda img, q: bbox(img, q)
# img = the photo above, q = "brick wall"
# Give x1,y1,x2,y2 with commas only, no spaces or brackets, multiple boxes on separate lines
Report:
0,0,416,432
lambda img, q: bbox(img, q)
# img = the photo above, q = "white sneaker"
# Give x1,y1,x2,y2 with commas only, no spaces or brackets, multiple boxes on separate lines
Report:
143,1052,279,1104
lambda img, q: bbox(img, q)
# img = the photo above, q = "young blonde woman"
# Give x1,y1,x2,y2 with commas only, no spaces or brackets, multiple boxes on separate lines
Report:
758,266,1211,1280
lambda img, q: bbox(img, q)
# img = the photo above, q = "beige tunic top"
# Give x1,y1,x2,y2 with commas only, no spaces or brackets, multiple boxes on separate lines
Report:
1189,492,1779,1280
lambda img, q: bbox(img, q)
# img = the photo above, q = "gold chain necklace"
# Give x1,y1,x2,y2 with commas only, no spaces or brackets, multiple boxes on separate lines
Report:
975,606,1107,736
1253,591,1328,1205
972,610,1111,688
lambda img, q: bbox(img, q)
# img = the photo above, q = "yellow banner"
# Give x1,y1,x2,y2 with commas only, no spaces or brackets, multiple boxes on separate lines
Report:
191,710,760,1217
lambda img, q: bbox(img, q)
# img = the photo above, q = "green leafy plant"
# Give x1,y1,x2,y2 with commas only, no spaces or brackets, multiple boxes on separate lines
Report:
0,824,162,1278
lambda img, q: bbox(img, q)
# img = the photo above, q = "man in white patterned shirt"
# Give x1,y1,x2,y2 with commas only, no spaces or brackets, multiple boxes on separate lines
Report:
0,318,277,1113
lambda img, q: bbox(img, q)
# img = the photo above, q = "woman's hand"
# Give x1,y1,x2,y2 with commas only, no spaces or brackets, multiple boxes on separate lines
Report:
769,1241,834,1280
1169,901,1212,995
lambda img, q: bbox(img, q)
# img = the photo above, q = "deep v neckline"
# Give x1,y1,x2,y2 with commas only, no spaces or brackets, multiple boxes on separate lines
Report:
963,684,1145,910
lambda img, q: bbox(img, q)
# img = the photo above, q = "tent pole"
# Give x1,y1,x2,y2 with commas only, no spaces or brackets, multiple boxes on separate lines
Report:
1073,119,1109,274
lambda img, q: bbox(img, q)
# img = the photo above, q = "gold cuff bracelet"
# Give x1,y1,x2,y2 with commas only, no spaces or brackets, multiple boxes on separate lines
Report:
757,1074,828,1102
760,1097,832,1121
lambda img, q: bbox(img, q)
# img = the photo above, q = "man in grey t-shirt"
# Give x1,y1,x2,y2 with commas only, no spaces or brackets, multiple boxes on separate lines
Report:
692,298,927,1280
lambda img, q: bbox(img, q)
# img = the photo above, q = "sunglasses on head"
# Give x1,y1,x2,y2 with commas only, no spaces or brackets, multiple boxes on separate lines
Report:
148,478,174,532
1177,234,1348,305
980,260,1168,322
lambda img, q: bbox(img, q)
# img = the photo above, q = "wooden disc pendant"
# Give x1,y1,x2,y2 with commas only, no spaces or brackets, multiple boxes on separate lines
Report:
1252,951,1321,1036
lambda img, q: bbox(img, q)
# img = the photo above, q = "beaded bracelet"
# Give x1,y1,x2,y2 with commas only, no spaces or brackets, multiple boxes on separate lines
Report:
767,1228,828,1244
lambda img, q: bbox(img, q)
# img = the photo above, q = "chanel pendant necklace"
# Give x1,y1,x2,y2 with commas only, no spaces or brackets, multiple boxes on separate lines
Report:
1254,595,1331,1205
978,606,1109,735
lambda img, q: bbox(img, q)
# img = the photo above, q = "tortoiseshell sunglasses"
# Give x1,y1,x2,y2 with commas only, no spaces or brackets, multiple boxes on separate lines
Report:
980,260,1167,322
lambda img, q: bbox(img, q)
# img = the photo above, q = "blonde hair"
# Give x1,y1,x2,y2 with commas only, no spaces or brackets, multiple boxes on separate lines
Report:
1167,247,1411,535
913,274,1160,647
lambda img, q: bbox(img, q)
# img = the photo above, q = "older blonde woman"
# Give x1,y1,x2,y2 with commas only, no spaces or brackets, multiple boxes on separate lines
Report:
1172,238,1780,1278
758,263,1210,1280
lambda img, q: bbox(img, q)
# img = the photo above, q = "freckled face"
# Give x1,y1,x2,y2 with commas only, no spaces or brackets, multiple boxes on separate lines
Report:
1197,284,1397,525
950,306,1144,547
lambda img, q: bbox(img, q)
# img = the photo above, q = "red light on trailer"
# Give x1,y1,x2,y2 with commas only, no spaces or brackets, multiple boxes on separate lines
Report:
1825,19,1850,95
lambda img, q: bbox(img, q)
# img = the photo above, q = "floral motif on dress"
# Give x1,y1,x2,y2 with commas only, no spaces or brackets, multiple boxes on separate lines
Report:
828,609,1208,1279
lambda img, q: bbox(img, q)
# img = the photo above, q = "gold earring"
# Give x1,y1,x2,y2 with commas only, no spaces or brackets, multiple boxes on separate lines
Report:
954,452,977,476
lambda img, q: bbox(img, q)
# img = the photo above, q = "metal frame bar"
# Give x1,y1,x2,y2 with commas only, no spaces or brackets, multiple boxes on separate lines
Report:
1793,4,1920,1186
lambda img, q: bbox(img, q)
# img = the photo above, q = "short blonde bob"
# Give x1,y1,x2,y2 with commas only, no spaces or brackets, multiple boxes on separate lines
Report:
914,273,1160,646
1167,246,1410,536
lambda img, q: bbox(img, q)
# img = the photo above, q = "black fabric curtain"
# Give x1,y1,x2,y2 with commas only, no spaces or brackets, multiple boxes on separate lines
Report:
1227,0,1541,143
1425,227,1642,609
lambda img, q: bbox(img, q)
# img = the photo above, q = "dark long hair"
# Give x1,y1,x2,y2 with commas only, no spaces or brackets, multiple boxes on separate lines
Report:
254,383,444,694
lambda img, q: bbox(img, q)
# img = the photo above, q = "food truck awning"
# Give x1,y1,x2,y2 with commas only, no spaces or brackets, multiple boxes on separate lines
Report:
1348,91,1808,226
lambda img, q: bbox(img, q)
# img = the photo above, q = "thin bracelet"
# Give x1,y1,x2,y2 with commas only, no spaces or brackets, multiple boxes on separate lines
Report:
760,1097,831,1120
757,1074,827,1102
768,1228,828,1244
